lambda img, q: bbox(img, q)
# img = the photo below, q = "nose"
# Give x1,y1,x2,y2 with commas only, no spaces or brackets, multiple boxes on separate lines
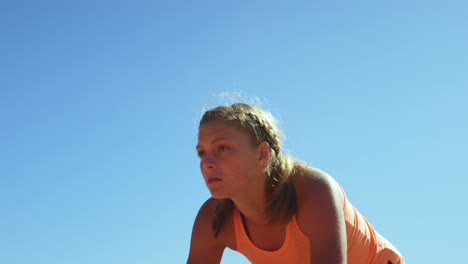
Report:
201,155,216,171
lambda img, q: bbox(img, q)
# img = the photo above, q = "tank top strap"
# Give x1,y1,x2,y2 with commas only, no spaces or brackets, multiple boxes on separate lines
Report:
291,214,309,241
232,207,243,252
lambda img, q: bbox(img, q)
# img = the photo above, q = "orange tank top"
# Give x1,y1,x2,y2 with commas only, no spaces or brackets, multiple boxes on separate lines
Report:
233,207,310,264
232,186,404,264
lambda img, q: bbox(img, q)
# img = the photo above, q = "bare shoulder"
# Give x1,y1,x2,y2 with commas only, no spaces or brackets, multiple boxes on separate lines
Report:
293,165,344,209
293,165,347,263
187,198,225,264
196,197,218,224
292,166,346,236
187,198,236,264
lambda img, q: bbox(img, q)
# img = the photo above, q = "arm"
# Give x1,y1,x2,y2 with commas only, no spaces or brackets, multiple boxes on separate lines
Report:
295,168,347,264
187,198,226,264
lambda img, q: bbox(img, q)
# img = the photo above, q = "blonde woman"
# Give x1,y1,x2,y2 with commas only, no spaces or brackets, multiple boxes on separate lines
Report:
187,103,404,264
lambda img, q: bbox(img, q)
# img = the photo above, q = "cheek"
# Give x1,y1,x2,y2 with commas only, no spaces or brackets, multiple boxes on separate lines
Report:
199,162,206,177
233,155,258,175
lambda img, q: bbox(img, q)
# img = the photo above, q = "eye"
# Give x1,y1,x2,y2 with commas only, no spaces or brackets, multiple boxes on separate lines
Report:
197,150,205,158
218,145,230,152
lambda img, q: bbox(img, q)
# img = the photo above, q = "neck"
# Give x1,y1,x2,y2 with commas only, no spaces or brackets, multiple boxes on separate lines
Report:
231,176,270,226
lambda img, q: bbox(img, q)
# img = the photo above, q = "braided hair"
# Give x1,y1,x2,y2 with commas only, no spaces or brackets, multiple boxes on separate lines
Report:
199,103,298,237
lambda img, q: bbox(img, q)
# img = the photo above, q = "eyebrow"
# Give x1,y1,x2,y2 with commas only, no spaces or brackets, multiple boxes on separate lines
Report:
196,137,233,149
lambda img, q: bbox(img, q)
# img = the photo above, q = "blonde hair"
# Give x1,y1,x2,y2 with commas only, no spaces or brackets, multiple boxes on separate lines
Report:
199,103,298,237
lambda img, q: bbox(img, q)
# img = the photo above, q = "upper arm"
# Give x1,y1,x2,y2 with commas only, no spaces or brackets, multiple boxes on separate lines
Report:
187,198,226,264
295,168,347,264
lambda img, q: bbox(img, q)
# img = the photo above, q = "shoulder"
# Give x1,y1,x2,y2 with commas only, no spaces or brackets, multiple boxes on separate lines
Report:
197,197,218,221
191,198,234,245
292,166,346,236
292,166,347,263
293,165,344,214
187,198,236,264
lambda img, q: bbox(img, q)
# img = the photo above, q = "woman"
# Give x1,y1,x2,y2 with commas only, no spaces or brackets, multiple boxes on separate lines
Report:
187,103,404,264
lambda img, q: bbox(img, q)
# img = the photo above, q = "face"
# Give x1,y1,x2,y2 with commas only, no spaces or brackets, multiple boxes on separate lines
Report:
196,120,262,199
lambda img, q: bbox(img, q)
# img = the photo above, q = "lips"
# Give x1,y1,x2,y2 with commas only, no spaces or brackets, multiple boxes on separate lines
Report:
207,177,222,184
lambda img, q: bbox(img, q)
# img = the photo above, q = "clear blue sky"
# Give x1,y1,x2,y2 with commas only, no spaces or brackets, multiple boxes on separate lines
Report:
1,1,467,263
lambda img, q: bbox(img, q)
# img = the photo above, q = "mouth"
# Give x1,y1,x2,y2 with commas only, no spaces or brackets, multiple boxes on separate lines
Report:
207,178,222,184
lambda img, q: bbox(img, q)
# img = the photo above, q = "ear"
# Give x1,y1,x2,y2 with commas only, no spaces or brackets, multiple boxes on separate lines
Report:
257,141,270,166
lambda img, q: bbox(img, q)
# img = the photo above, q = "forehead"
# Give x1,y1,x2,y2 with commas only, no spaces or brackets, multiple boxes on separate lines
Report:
198,120,252,143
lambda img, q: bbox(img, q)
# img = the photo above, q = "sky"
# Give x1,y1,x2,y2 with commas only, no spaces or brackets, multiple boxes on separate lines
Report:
1,1,467,263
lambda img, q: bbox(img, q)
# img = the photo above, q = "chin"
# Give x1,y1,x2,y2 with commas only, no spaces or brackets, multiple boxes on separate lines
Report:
209,189,229,199
210,193,228,199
